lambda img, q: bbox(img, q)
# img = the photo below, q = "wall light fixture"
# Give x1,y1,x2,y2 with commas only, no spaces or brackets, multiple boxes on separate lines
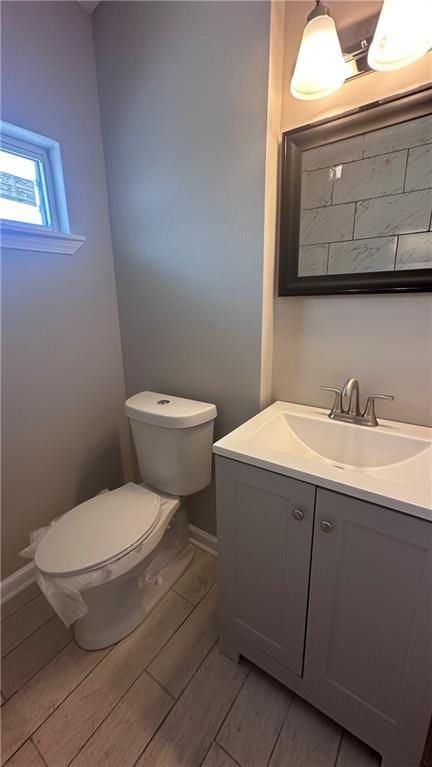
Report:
291,0,432,101
290,1,346,101
368,0,432,71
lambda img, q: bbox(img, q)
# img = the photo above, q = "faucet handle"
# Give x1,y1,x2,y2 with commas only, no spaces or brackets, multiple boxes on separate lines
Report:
367,394,394,401
321,386,343,417
363,394,394,427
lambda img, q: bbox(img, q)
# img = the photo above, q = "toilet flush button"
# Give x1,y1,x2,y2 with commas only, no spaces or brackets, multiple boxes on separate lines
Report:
157,399,171,405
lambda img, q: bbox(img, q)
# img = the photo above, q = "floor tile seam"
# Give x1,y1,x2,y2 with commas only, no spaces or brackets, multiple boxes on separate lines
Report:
31,737,49,767
37,592,197,766
1,637,74,702
176,578,218,612
64,668,176,767
131,637,220,767
3,643,115,765
214,663,253,749
1,612,56,660
333,729,344,767
1,592,41,623
264,688,296,767
145,584,218,676
2,626,72,700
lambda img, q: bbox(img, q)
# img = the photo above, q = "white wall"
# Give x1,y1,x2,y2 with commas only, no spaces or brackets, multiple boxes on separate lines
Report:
93,1,271,533
4,0,428,576
1,1,130,577
272,2,432,427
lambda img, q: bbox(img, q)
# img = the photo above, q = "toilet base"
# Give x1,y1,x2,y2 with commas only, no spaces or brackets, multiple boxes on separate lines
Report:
74,506,193,650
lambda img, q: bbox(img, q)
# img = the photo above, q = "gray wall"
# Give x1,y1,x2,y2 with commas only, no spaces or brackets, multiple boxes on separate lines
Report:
1,1,130,577
93,1,270,533
272,2,432,428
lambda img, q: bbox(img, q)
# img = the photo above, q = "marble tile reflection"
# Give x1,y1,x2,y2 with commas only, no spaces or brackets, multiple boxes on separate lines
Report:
332,151,406,204
405,144,432,192
301,169,333,209
363,116,432,158
302,136,364,172
396,232,432,270
328,237,396,274
298,244,329,276
300,204,355,245
296,114,432,282
354,189,432,238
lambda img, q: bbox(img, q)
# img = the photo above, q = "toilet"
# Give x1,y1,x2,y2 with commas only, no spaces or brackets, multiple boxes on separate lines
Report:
33,392,217,650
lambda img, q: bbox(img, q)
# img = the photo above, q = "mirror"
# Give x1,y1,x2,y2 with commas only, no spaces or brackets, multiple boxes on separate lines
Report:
278,87,432,295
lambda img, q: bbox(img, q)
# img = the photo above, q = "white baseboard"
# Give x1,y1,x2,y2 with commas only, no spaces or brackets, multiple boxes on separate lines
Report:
189,523,218,556
0,562,36,605
1,524,217,605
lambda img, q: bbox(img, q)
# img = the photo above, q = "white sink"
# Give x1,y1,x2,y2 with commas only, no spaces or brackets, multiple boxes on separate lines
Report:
274,411,427,469
213,402,432,521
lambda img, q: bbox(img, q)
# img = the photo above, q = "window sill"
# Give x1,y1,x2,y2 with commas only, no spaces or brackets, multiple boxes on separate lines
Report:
0,222,86,255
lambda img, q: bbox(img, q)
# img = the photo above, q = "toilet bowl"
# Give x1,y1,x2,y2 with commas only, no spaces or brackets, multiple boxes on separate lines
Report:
33,392,217,650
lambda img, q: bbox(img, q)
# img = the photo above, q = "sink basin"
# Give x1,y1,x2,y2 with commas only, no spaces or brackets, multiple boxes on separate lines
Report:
213,401,432,521
275,411,427,469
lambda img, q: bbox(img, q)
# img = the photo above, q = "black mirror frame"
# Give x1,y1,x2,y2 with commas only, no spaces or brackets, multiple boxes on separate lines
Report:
278,86,432,297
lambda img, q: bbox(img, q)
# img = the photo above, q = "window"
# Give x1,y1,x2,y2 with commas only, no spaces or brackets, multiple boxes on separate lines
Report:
0,146,51,227
0,122,85,255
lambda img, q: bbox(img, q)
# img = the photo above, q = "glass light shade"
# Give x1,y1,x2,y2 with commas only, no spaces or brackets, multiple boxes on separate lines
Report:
290,14,346,101
368,0,432,71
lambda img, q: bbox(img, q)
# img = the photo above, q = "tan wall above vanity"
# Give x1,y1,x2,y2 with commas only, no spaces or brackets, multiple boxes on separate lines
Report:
271,1,432,428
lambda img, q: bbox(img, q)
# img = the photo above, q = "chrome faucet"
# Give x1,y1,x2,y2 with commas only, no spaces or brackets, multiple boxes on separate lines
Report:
342,377,360,417
321,378,394,427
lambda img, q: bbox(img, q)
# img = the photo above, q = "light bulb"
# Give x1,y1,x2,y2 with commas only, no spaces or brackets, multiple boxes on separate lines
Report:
368,0,432,71
290,12,346,101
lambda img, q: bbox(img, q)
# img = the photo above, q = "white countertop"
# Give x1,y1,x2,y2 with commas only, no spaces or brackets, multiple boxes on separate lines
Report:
213,401,432,523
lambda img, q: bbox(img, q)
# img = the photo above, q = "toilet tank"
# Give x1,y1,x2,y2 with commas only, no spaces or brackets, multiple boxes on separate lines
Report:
125,391,217,496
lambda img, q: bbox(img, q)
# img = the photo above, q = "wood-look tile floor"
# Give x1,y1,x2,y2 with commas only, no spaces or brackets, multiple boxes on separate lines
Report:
0,547,429,767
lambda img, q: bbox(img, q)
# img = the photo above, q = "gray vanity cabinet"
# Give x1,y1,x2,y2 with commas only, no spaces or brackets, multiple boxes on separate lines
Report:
305,489,432,764
216,456,432,767
215,457,315,676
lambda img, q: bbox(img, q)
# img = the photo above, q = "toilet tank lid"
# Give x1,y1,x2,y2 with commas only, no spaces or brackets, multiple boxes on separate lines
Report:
125,391,217,428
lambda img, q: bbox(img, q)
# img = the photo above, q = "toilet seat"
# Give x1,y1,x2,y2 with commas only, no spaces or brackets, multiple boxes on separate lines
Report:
35,483,162,577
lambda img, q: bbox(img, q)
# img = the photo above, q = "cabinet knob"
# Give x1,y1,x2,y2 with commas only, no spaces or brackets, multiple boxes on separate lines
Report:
320,520,333,533
292,508,304,521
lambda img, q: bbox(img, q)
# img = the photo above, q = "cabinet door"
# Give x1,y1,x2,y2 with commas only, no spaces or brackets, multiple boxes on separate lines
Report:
215,457,315,677
305,488,432,757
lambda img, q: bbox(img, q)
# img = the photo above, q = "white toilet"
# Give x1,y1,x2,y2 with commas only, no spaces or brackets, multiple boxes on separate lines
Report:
34,392,217,650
